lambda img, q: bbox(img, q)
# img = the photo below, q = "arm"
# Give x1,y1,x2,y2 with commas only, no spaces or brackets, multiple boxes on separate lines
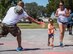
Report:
63,9,70,17
55,10,59,17
27,16,43,24
48,24,51,30
23,11,45,25
48,24,52,34
54,26,56,31
65,9,70,17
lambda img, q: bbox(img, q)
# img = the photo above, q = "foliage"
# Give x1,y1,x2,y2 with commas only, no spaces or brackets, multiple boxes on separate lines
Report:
46,0,73,17
0,0,21,19
0,0,46,19
25,2,46,19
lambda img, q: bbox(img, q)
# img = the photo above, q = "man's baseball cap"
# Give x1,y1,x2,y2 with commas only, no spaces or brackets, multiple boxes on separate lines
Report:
14,6,23,14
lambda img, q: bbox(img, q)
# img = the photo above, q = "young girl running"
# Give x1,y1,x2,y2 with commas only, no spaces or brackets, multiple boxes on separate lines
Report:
48,19,55,47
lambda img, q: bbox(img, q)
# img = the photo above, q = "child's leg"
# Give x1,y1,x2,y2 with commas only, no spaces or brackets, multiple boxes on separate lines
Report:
69,24,72,35
49,35,54,47
48,34,50,46
51,36,54,45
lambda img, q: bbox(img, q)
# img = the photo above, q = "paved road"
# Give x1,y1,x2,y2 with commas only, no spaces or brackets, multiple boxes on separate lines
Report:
0,29,73,54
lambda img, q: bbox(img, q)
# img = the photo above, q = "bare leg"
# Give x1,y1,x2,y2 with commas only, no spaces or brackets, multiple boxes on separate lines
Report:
51,36,54,45
69,25,72,35
11,26,23,51
59,24,65,43
0,29,3,38
17,35,22,47
0,33,4,45
50,36,54,47
48,37,50,46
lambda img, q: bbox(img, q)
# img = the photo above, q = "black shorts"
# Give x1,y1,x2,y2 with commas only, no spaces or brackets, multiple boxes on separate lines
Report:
48,34,54,38
67,22,73,28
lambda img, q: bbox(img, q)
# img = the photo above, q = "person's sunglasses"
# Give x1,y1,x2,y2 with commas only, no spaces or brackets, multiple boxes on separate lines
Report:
59,5,63,6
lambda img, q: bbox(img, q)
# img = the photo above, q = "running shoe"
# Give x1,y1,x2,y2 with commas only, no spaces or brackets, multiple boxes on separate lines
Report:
60,42,63,47
69,32,72,35
16,47,23,51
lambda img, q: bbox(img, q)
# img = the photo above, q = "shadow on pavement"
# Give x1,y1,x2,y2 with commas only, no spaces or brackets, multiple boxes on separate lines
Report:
0,48,52,52
54,44,73,47
24,48,53,51
0,45,73,52
0,43,4,45
64,45,73,47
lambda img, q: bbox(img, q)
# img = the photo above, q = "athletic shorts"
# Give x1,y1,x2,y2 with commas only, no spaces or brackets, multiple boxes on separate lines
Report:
0,23,21,37
67,22,73,28
57,18,67,25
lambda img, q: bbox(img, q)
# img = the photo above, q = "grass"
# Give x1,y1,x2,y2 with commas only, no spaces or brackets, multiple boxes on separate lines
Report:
17,22,58,29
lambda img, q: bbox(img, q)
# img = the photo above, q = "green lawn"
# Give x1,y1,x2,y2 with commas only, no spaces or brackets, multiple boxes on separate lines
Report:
17,22,58,29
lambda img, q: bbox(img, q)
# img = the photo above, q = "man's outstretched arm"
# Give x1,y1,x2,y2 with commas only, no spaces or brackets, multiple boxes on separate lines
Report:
27,16,44,24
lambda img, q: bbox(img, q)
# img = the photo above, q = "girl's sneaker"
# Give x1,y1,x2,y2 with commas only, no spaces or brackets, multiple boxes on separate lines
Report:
16,47,23,51
60,42,63,47
50,44,54,47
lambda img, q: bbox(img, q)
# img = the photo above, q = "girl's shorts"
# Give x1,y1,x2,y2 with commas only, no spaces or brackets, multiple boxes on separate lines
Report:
48,34,54,38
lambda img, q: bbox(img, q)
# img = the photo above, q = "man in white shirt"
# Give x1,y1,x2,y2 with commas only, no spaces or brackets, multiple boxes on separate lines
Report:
0,1,45,51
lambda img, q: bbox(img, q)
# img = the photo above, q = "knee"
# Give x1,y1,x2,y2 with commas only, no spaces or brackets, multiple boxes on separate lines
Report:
15,31,21,37
60,31,64,35
13,32,21,37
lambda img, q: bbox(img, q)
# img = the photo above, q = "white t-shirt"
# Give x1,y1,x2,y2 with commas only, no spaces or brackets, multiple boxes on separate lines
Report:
2,6,29,25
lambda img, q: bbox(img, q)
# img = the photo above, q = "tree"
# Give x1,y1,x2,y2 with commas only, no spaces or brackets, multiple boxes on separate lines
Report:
25,2,46,19
0,0,21,19
0,0,11,19
46,0,60,17
68,0,73,12
46,0,73,17
25,2,38,18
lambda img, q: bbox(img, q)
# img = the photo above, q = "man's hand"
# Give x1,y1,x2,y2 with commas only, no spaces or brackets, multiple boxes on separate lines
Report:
27,16,45,28
39,22,45,28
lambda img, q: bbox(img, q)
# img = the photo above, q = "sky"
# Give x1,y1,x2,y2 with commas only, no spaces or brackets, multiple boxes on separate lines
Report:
23,0,48,7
